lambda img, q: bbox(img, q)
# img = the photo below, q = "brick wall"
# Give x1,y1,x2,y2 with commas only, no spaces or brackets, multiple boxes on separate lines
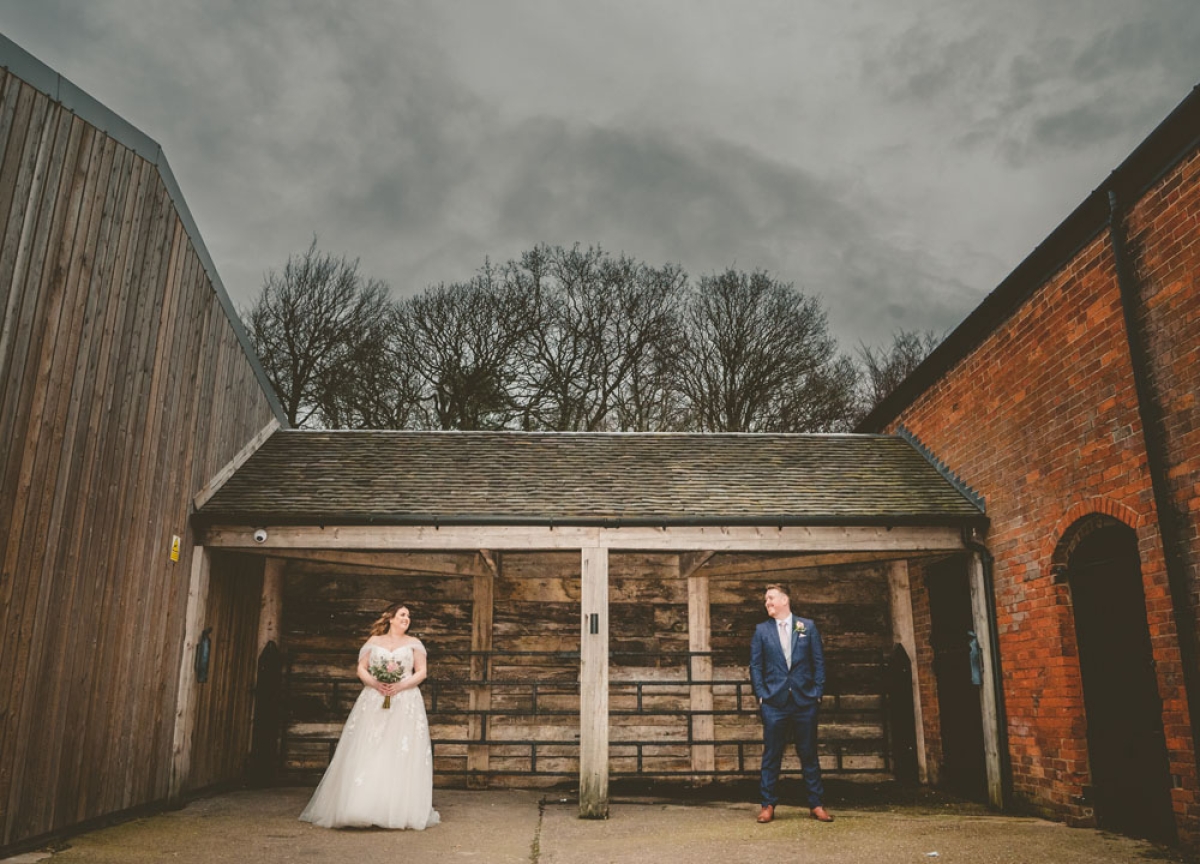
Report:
887,147,1200,841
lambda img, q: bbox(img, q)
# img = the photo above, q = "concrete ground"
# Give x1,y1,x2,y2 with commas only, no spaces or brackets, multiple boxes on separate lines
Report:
4,782,1194,864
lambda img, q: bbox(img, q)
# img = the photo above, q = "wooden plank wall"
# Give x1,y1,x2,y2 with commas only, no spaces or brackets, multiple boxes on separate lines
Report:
0,70,280,850
279,552,893,787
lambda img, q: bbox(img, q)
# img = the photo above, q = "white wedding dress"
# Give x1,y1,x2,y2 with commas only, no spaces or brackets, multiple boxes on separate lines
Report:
299,641,440,829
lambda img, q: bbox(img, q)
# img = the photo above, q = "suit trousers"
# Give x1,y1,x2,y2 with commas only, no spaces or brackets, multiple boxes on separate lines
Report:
760,700,824,808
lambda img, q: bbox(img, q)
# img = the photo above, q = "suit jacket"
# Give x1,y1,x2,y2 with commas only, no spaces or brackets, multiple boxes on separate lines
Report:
750,614,825,708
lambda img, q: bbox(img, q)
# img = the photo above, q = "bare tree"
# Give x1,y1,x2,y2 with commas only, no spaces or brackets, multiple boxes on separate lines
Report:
243,238,392,427
676,269,856,432
511,245,686,431
394,266,535,430
318,336,423,429
858,328,942,413
248,240,870,433
611,265,690,432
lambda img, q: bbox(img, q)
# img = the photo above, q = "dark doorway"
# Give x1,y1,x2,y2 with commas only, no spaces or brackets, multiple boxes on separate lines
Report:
1068,523,1176,844
927,557,987,802
887,643,919,784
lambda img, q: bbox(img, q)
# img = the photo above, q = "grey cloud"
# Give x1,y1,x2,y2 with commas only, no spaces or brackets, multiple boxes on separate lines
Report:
1029,103,1127,152
1073,5,1200,81
443,117,976,345
866,2,1200,167
866,24,1001,106
1,0,1192,352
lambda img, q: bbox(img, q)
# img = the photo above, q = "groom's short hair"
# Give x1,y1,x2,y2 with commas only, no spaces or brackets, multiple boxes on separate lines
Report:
765,583,789,598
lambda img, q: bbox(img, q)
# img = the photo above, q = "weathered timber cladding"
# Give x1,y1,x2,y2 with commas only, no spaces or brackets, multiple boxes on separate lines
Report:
0,68,279,850
278,552,893,786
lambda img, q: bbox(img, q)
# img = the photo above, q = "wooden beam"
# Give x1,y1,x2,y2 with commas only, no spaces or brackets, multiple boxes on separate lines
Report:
701,549,955,577
679,550,716,580
887,560,927,783
221,547,489,578
203,523,969,554
968,552,1003,809
467,554,495,788
249,556,285,781
478,548,499,577
192,417,279,510
257,557,284,658
169,546,210,804
579,546,609,819
686,561,714,778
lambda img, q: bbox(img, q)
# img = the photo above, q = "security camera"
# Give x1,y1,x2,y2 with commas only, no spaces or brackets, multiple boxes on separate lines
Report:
253,528,268,544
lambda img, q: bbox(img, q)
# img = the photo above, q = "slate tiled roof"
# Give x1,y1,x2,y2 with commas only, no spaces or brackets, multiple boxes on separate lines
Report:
196,431,986,526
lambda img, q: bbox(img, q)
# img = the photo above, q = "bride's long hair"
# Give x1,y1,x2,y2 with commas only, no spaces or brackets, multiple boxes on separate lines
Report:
369,602,408,637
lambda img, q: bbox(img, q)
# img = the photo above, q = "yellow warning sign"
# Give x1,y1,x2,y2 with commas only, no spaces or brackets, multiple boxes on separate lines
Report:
170,534,181,563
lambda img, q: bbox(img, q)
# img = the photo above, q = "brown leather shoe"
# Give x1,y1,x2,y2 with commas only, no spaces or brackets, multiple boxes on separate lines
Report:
756,805,775,824
810,805,834,822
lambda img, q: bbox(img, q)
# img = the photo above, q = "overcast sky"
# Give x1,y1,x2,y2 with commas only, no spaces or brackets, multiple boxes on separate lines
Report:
2,1,1198,347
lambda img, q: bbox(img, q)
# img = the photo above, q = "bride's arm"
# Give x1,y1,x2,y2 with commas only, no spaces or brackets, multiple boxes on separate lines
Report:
396,645,428,691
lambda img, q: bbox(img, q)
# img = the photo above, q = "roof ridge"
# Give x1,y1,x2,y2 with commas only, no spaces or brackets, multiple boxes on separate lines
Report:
896,425,986,514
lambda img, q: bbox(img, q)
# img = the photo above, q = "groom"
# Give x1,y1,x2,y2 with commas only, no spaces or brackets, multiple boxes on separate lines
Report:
749,583,833,823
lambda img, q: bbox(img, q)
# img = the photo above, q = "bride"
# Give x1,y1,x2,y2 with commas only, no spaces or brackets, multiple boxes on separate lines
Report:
299,602,440,830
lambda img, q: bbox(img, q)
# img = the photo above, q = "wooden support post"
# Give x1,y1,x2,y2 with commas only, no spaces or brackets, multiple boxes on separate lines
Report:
684,552,716,778
169,546,211,804
468,551,496,788
887,560,928,783
968,552,1003,808
579,546,609,819
249,557,285,784
257,557,284,657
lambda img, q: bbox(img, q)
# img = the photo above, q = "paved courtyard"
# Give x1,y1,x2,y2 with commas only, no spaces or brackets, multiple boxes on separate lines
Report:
4,782,1193,864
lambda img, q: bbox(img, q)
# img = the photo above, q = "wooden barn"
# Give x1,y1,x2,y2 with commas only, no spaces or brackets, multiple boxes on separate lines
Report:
191,430,989,818
859,82,1200,845
0,34,285,852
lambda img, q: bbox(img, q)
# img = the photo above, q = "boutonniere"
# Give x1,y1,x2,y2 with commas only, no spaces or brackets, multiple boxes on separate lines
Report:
794,621,807,637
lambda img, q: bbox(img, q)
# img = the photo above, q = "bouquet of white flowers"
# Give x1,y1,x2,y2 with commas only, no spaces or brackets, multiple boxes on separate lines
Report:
368,658,406,709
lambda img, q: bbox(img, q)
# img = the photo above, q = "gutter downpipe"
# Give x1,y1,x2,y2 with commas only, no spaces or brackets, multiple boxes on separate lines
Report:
962,528,1012,808
1107,189,1200,773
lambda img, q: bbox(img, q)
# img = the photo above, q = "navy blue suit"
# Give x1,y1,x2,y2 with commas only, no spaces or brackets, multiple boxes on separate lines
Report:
750,614,826,808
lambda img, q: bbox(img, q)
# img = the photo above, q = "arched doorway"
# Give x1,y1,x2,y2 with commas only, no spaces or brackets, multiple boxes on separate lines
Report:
1064,517,1176,843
